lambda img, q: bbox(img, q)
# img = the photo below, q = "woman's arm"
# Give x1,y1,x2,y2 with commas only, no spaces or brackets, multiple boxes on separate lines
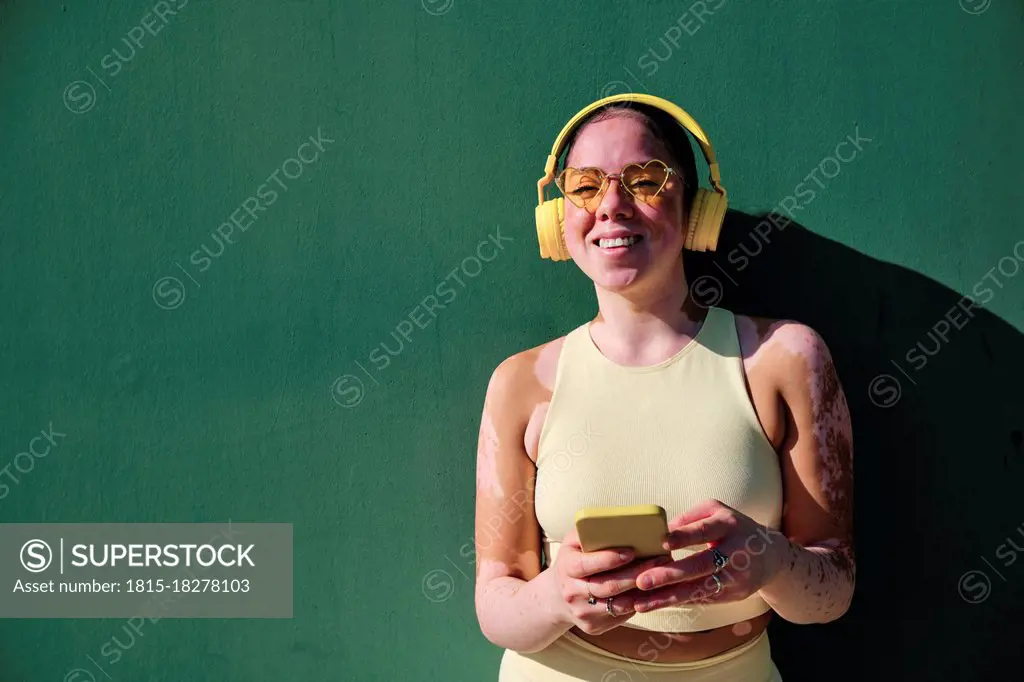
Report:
756,322,856,624
472,354,572,653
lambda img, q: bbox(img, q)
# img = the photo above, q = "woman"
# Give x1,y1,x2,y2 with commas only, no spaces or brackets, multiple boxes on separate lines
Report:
473,94,855,681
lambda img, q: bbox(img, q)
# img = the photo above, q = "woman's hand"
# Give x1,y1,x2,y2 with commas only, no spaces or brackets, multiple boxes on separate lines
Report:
629,499,792,613
547,527,673,635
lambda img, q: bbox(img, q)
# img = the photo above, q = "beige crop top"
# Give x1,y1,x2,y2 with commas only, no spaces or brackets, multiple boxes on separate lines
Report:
534,306,783,633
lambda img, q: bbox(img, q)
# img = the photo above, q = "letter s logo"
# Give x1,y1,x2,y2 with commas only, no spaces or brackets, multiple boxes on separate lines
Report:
21,539,53,572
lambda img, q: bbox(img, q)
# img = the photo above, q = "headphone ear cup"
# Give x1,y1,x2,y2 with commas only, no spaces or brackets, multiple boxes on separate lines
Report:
684,188,726,252
535,197,570,261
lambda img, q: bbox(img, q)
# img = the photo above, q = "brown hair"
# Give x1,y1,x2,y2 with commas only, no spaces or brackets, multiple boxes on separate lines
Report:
559,103,700,209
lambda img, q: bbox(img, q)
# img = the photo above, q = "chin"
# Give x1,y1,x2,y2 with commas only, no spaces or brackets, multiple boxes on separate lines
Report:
591,257,682,297
588,264,646,292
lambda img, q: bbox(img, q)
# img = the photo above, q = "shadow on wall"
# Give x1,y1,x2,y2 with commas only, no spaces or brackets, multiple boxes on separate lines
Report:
683,210,1024,682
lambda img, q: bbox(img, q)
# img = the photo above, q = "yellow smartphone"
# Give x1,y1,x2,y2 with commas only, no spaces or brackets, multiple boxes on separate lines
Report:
574,504,671,559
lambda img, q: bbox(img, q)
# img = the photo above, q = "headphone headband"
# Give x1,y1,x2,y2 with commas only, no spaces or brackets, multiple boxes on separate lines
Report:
538,93,725,206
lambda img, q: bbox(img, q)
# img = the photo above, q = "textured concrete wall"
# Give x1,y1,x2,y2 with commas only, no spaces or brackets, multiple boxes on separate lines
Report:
1,1,1021,680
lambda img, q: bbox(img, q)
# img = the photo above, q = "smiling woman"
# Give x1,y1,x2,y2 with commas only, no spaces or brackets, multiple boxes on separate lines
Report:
472,94,855,681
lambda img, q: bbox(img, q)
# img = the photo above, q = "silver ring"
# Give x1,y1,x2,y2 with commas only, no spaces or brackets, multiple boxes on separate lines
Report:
711,547,730,573
586,581,597,606
711,574,723,595
605,597,615,615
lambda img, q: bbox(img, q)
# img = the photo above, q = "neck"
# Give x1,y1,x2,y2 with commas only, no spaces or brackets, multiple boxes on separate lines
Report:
590,262,707,361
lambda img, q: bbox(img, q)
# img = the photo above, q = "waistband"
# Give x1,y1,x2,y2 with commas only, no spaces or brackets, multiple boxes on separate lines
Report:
561,628,769,671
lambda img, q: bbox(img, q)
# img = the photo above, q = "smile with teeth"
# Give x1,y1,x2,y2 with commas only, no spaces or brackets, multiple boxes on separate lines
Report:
597,235,642,249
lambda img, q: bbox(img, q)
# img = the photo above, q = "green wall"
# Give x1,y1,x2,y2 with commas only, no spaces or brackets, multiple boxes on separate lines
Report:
2,1,1022,679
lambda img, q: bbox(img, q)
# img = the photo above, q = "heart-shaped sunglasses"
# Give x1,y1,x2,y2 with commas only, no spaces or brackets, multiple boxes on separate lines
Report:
554,159,677,213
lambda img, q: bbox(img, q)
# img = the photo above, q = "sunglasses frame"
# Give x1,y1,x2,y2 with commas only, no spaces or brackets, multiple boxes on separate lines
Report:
554,158,677,211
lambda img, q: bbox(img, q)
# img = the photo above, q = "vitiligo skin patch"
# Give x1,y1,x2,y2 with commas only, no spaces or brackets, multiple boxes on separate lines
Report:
476,412,505,500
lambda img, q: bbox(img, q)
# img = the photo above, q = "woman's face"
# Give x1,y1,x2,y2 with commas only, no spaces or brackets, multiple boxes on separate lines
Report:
562,116,687,293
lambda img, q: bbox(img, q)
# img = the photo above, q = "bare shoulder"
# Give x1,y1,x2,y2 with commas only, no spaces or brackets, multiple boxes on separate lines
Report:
484,334,568,463
734,314,838,389
484,334,568,417
487,337,567,391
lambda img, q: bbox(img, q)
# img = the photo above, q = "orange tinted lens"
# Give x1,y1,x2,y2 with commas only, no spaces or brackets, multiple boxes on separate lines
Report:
558,168,606,209
622,162,669,200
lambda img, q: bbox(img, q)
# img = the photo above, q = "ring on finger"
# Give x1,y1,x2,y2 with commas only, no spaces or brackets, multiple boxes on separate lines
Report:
711,547,730,573
711,574,723,595
586,580,597,606
606,597,615,616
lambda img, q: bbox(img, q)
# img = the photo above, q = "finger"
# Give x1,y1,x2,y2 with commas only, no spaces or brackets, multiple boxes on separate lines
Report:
634,550,718,591
604,595,637,618
588,556,672,598
561,526,582,549
664,512,734,550
566,547,635,579
582,597,636,622
666,498,727,531
631,573,730,612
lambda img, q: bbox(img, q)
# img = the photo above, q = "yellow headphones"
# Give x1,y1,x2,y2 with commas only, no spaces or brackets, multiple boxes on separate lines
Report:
535,93,728,261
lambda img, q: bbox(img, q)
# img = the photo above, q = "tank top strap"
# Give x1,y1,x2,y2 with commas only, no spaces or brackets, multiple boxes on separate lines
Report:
696,306,741,360
551,321,596,385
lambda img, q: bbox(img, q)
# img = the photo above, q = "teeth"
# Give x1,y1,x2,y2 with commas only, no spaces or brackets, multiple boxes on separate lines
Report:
598,236,639,248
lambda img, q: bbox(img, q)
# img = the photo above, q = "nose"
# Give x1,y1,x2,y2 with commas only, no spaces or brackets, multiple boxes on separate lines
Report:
595,176,634,222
